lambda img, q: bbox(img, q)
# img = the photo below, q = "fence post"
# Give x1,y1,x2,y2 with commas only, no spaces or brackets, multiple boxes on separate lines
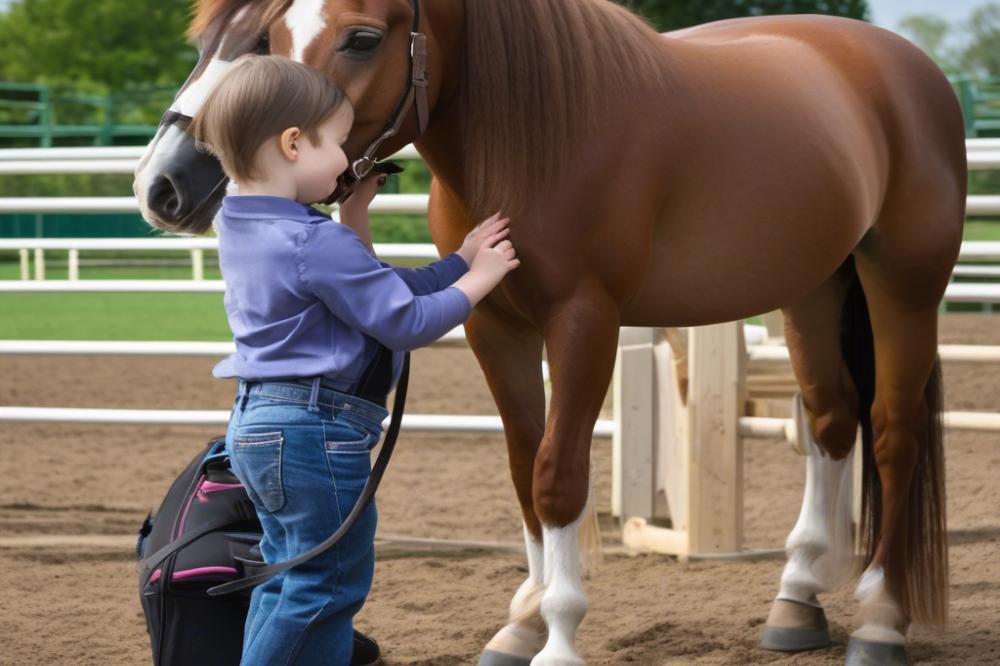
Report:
686,321,745,555
33,249,45,281
191,249,204,281
19,249,30,280
68,249,79,281
612,327,657,521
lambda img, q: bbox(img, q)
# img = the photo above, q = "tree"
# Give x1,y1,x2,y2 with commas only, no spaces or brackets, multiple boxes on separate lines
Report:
616,0,870,32
897,14,960,75
960,3,1000,78
0,0,194,94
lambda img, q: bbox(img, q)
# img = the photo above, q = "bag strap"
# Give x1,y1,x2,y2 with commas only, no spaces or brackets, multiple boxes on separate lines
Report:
205,350,410,597
136,513,243,586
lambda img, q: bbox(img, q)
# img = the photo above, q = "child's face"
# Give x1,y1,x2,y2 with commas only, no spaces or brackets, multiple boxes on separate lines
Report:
290,104,353,204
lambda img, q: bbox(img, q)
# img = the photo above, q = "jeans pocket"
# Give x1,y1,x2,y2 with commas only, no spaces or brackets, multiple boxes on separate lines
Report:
232,429,286,512
323,422,376,454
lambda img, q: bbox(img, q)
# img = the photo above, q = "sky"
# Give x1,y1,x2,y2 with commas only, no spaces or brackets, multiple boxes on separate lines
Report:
868,0,988,31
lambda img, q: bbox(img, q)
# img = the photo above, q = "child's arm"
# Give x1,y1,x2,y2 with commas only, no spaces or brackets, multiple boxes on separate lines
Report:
335,215,469,296
337,205,375,255
299,222,473,351
337,171,381,254
376,254,469,296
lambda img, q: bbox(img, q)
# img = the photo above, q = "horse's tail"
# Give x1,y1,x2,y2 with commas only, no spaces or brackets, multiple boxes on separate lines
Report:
840,256,948,625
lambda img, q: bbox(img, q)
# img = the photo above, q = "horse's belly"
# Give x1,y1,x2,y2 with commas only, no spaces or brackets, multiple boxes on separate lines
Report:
619,204,867,327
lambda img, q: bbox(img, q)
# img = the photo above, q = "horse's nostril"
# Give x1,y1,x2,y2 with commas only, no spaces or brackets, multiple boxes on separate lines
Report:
148,175,185,221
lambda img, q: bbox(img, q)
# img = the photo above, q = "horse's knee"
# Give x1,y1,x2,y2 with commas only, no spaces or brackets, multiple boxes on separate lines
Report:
532,465,588,527
533,482,588,526
811,404,859,459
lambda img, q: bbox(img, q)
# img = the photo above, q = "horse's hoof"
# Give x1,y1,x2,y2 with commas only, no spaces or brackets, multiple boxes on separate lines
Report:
478,650,533,666
845,637,909,666
760,598,831,652
760,624,832,652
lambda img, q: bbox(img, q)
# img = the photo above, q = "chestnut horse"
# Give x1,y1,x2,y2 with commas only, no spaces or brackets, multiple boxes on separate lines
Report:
134,1,965,664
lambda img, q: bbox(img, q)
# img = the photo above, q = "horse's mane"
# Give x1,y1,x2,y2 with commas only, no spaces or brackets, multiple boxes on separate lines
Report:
459,0,671,222
188,0,290,39
189,0,668,222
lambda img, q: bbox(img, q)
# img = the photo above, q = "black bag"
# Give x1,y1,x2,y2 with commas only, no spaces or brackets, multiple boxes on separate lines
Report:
136,436,264,666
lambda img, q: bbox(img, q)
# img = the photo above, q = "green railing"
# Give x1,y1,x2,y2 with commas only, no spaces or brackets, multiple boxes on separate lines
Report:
0,82,175,147
953,78,1000,138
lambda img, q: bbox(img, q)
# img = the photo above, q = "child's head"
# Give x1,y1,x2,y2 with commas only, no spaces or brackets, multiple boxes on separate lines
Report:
191,54,353,204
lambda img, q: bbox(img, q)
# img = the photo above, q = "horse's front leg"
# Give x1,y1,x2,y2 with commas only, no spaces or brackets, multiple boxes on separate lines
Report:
531,292,620,666
464,298,549,666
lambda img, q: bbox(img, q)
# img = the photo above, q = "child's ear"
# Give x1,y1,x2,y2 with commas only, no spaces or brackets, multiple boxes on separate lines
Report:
279,127,301,161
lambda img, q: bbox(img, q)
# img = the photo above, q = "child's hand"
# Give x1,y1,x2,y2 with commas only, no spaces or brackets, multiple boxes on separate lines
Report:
470,238,520,284
450,235,520,307
456,212,510,267
339,171,387,215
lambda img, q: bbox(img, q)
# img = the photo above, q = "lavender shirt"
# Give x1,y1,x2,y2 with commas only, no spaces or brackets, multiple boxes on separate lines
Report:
211,195,471,395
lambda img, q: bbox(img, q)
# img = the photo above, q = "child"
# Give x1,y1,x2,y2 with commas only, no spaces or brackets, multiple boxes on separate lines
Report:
190,54,519,666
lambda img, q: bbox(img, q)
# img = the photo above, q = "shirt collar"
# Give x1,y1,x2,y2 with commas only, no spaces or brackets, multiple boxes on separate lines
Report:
221,195,331,223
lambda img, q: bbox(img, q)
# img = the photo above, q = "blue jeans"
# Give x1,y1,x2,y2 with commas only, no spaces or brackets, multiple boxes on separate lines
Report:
225,376,389,666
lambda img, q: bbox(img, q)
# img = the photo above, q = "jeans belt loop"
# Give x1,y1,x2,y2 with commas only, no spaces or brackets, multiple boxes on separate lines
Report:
237,379,249,411
306,376,322,413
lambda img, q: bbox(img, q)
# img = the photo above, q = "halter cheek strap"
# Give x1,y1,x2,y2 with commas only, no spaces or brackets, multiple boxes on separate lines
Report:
349,0,429,180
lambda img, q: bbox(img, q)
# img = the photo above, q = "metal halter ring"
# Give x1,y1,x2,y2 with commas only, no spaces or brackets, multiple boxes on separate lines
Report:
351,156,376,181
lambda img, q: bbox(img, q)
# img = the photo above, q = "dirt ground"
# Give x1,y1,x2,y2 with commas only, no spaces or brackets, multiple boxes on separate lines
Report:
0,314,998,665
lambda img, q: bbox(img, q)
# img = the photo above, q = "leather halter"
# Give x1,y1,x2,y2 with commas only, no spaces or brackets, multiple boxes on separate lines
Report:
348,0,429,181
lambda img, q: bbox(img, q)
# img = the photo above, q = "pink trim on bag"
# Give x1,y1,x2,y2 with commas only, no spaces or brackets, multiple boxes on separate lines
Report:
148,566,239,584
201,480,242,493
175,474,204,537
195,479,244,503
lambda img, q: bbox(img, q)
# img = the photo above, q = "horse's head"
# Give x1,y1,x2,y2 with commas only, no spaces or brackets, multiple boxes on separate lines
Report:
134,1,278,233
135,0,434,234
266,0,432,200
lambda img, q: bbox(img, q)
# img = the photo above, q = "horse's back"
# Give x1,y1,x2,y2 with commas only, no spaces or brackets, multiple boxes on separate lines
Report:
620,15,964,325
664,14,964,164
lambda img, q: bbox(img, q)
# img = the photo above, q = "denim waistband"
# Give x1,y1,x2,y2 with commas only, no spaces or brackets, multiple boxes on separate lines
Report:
235,377,389,430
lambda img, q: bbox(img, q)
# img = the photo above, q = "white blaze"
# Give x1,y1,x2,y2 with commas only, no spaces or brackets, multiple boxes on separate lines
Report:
172,58,236,118
285,0,327,62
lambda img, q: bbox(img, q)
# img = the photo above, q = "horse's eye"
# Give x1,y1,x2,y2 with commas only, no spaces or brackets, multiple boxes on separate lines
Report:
338,29,383,54
254,33,270,55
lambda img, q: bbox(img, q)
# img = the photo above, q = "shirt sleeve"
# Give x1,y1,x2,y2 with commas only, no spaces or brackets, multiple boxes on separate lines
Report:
298,223,473,351
377,252,469,296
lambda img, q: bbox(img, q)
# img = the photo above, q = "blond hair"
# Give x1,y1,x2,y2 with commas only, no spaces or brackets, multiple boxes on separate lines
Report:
190,54,351,183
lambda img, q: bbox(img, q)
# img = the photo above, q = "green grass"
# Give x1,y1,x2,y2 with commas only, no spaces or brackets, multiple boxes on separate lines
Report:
963,220,1000,241
0,293,230,340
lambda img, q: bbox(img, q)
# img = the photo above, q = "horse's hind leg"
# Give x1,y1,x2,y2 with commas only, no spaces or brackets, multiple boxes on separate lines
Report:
465,299,549,666
761,263,862,652
847,246,951,665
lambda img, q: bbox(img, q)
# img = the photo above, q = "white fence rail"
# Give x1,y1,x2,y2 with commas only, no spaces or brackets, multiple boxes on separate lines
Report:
0,144,421,173
0,406,615,436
